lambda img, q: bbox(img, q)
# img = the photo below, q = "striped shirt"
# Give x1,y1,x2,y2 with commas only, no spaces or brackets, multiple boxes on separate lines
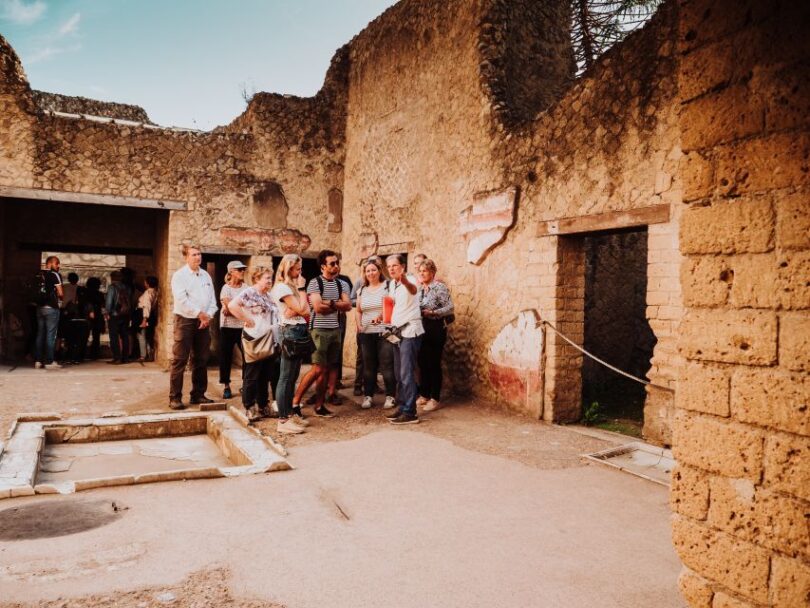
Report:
307,276,350,329
357,283,388,334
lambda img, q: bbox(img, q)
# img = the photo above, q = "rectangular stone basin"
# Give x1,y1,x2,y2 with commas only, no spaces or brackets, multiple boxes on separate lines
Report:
0,410,289,499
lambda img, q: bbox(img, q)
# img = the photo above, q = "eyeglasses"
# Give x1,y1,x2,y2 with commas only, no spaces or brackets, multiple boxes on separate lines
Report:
326,261,340,267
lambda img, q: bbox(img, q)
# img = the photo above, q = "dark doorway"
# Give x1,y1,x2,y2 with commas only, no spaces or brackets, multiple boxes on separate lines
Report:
0,196,167,364
582,228,656,437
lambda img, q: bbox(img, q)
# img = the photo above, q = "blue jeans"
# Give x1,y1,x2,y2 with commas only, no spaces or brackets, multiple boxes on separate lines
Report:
393,335,423,416
35,306,60,364
277,324,308,419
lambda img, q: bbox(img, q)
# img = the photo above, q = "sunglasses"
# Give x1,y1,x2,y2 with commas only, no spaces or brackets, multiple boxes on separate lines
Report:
325,261,340,267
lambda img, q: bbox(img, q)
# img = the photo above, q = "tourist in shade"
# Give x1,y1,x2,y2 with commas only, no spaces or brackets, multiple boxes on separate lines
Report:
34,255,63,369
417,259,454,411
85,277,105,359
135,276,159,362
105,270,132,365
218,261,248,399
228,266,288,427
355,257,396,409
271,254,312,431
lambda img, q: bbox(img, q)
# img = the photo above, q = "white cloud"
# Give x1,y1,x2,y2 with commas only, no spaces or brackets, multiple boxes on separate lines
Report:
27,43,80,65
58,12,80,36
0,0,46,25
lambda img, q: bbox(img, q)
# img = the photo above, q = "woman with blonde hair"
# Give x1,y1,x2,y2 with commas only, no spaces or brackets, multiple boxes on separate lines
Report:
271,254,312,429
228,266,290,430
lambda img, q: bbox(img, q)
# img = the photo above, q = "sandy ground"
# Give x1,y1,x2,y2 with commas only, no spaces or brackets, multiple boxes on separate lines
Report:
0,362,684,607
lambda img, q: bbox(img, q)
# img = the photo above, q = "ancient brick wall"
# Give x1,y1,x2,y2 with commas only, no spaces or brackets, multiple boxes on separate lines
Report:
672,0,810,605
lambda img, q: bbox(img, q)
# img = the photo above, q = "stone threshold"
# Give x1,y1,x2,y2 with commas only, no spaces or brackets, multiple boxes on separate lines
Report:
0,409,290,500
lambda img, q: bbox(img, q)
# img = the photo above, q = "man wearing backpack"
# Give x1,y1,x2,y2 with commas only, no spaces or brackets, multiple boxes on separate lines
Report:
34,256,64,369
292,249,352,418
105,270,132,365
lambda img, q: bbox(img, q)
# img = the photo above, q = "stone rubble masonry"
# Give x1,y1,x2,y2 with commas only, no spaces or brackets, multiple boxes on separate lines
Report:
674,0,810,606
31,90,153,124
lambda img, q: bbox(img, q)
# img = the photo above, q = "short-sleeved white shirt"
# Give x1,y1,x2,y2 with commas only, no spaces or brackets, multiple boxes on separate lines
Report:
271,283,307,326
390,274,424,338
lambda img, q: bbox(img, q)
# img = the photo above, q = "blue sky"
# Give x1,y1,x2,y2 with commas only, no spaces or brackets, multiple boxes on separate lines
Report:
0,0,396,129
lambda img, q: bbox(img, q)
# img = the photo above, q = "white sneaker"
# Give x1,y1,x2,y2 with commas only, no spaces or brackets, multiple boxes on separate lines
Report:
277,419,305,434
292,413,310,427
383,396,397,409
246,406,261,422
423,399,441,412
44,362,63,370
361,396,373,409
271,400,279,413
416,396,428,406
34,362,44,369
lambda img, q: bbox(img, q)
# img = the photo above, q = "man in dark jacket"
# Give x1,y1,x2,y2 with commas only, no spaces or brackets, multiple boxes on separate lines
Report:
105,270,132,364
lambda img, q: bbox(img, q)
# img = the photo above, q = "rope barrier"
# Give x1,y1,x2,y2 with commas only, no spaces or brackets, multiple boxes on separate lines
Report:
541,320,675,393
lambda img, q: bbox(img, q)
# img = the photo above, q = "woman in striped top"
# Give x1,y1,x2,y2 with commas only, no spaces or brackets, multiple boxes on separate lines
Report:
355,258,396,409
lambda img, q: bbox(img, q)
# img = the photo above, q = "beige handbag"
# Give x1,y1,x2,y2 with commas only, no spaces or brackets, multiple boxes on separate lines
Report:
242,331,277,363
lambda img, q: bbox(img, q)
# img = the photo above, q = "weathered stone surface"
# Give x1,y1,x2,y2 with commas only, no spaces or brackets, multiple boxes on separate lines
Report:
714,132,810,197
681,85,764,152
32,90,153,123
676,362,730,417
711,591,758,608
681,256,732,307
763,432,810,501
779,313,810,372
731,368,810,436
680,197,774,255
673,413,763,481
677,568,713,608
707,478,809,558
776,190,810,250
770,555,810,608
671,516,770,604
671,464,710,519
680,309,777,366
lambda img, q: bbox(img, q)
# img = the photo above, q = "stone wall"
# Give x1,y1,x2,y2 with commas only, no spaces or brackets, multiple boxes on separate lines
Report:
672,0,810,605
31,90,153,124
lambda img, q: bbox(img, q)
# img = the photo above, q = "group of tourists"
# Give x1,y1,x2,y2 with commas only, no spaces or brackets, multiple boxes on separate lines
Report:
32,255,159,368
168,244,454,434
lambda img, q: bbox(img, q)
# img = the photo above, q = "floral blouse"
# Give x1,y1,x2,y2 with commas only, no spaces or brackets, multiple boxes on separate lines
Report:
418,281,454,318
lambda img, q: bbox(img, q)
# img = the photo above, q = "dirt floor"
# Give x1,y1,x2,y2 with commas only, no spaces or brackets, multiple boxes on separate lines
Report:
0,361,684,608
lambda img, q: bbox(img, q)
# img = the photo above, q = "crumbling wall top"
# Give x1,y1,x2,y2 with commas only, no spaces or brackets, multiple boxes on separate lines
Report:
31,90,153,124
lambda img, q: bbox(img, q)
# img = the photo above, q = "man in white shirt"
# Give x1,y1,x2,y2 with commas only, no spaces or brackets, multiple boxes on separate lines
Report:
169,244,218,409
385,254,425,425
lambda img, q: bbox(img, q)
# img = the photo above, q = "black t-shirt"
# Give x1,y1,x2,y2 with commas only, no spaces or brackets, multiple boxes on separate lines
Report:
42,270,62,308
